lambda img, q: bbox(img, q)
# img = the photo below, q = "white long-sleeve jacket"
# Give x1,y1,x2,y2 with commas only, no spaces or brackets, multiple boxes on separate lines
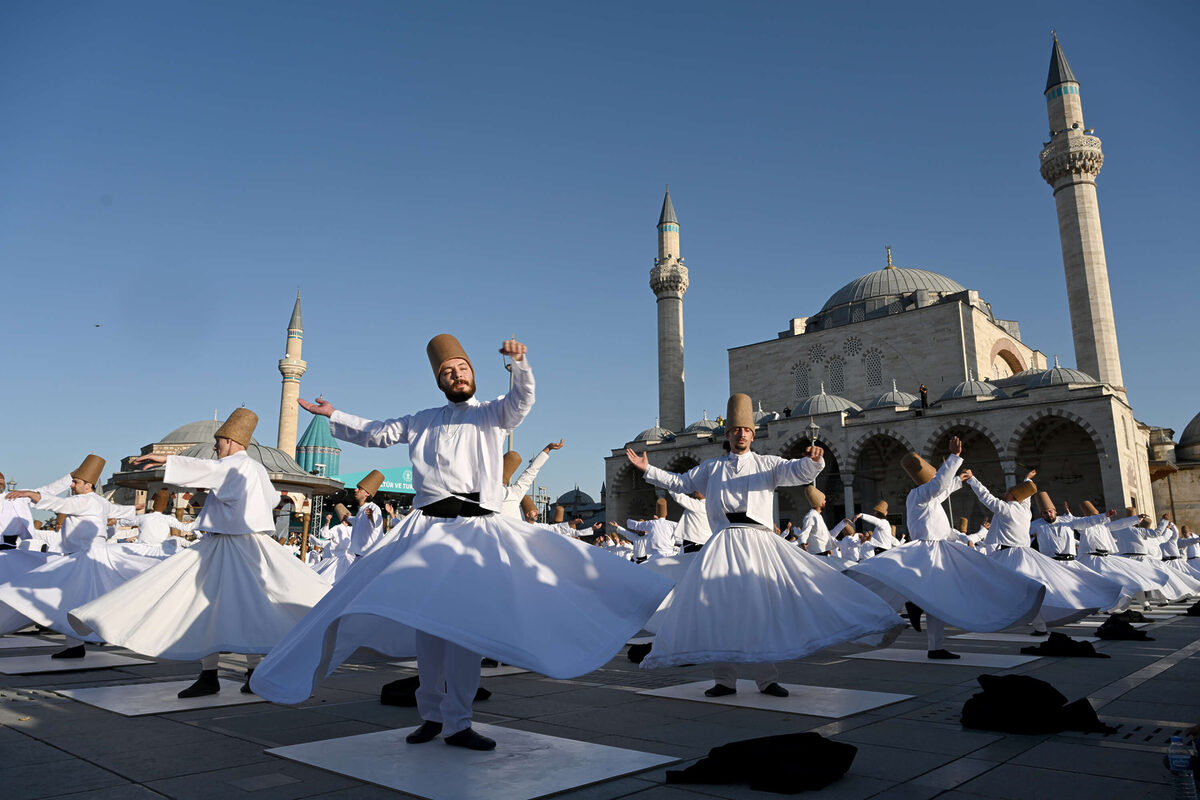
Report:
968,477,1032,549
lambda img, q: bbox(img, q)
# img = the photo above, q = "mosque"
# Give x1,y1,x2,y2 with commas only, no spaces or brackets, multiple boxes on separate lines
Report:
604,36,1197,534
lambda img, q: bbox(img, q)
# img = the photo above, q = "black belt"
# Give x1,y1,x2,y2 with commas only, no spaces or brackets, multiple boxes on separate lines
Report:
1053,554,1075,561
874,547,888,555
1119,553,1142,557
418,493,488,519
998,545,1015,550
1164,556,1181,561
725,512,756,526
814,550,832,557
1087,552,1108,557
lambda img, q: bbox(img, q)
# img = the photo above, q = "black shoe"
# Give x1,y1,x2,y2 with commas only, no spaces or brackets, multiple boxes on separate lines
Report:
178,669,220,698
927,649,961,660
405,721,443,744
704,683,737,697
51,644,86,659
904,602,923,632
241,668,255,694
760,683,789,697
1030,629,1049,637
444,727,496,751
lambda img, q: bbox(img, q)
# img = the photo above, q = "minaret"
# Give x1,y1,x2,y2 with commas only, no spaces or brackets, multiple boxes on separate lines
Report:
277,292,307,458
650,186,688,432
1039,33,1123,388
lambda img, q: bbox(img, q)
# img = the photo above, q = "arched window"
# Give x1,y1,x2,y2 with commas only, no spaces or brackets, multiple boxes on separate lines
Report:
863,347,883,388
791,362,810,399
827,356,846,394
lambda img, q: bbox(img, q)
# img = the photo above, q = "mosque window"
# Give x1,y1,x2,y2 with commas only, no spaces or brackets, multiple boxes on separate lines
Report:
827,356,846,394
844,336,862,356
887,299,904,315
864,348,883,387
792,362,810,399
851,306,865,324
808,343,826,364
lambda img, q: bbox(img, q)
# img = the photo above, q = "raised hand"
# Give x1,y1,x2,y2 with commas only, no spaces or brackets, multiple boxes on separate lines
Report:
948,435,962,456
545,439,565,451
133,453,168,471
500,339,527,362
625,448,649,472
806,445,824,462
959,469,973,482
299,397,336,417
1025,469,1037,481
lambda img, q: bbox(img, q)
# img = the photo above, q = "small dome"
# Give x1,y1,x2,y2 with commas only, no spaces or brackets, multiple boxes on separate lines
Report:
633,421,675,443
1027,356,1100,388
683,411,719,434
753,401,781,425
160,419,259,446
557,487,595,506
177,442,311,477
793,383,862,416
940,376,1006,402
1178,411,1200,462
866,379,919,410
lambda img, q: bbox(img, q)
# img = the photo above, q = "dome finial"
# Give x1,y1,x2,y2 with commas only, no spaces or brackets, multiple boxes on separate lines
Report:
819,381,826,395
892,378,898,392
968,368,974,381
885,245,894,269
1053,354,1061,368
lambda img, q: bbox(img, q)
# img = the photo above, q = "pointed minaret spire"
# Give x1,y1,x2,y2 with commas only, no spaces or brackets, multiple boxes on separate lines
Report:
277,291,308,458
1045,31,1078,92
288,290,302,331
658,184,678,227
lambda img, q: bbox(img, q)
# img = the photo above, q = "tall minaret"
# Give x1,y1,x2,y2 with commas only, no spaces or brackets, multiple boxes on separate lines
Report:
650,186,688,432
1039,33,1123,388
277,291,307,458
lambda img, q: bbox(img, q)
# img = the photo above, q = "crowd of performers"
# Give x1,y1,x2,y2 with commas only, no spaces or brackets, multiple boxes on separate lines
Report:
1,334,1198,751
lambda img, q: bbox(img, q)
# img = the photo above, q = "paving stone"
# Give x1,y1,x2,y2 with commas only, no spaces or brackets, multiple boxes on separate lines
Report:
908,756,998,788
843,742,956,782
832,718,1003,756
0,757,126,800
955,763,1165,799
1010,740,1170,783
145,760,359,799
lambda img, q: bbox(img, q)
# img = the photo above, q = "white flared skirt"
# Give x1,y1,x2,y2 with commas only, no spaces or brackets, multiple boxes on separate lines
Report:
0,542,168,640
313,550,355,584
846,539,1046,632
988,548,1126,625
640,526,904,670
0,549,54,634
1119,555,1200,601
69,533,331,659
250,512,673,705
1073,553,1169,595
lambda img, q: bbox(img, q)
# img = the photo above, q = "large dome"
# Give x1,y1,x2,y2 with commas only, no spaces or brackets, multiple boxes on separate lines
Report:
807,265,968,330
1177,411,1200,462
1026,357,1100,389
793,385,862,416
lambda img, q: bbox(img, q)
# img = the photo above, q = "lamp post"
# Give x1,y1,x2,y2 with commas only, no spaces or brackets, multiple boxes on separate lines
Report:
806,417,820,448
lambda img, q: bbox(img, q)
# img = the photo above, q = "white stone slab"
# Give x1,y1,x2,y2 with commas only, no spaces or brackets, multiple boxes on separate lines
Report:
56,680,266,716
627,636,655,645
0,637,60,650
391,660,529,677
0,652,152,674
266,723,678,800
845,649,1040,668
1068,620,1151,628
638,680,913,718
951,632,1100,644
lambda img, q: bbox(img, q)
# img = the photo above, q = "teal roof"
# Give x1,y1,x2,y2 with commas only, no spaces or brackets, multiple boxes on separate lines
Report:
297,415,339,450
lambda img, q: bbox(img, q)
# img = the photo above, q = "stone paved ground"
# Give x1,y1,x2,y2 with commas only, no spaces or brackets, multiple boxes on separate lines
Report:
1,614,1196,799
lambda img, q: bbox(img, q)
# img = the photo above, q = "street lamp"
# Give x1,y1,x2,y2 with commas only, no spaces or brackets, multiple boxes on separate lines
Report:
806,416,820,447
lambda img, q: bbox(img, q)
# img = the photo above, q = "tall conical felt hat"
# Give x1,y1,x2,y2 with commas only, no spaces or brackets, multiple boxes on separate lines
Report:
1010,481,1037,503
502,451,523,485
215,408,257,446
553,505,565,524
426,334,472,382
872,500,888,516
55,513,67,528
334,503,350,519
520,495,537,518
726,393,755,430
71,454,105,486
1080,500,1100,516
655,497,668,518
1124,506,1137,517
152,489,170,514
901,452,936,485
804,485,825,510
1136,514,1152,529
957,517,969,533
358,469,385,496
1035,491,1055,514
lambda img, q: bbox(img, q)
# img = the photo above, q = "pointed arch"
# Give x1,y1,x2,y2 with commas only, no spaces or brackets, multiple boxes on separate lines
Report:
1006,408,1106,461
922,418,1005,461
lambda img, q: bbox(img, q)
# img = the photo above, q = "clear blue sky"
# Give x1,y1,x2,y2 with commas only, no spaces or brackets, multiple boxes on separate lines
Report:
3,2,1197,502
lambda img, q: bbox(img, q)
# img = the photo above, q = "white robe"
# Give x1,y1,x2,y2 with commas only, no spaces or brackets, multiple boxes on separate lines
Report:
668,492,712,546
626,518,678,560
500,450,549,520
857,513,898,550
349,502,383,556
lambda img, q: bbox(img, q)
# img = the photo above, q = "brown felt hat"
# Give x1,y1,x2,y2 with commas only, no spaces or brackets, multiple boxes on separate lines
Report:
725,393,755,430
56,513,67,528
334,503,350,519
215,408,257,446
1080,500,1100,516
152,489,170,514
804,485,825,510
1035,491,1055,514
957,517,969,533
553,505,565,524
502,451,523,485
1010,481,1037,503
358,469,385,496
1136,514,1153,529
33,520,43,530
426,334,472,382
71,455,105,486
655,497,668,518
901,452,936,486
1125,506,1137,517
520,495,537,518
872,500,888,516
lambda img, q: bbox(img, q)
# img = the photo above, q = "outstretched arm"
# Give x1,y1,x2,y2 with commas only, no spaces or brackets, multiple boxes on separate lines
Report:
772,446,826,487
495,340,535,431
965,473,1005,514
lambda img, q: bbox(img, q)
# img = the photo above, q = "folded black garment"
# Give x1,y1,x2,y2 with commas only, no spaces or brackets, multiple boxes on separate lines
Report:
1110,609,1148,623
627,642,653,664
1020,631,1110,658
961,673,1115,735
666,732,856,794
379,675,491,707
1096,615,1155,641
1187,600,1200,617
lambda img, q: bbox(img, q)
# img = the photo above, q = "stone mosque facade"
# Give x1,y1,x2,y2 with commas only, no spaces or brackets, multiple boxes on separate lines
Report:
604,36,1174,534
